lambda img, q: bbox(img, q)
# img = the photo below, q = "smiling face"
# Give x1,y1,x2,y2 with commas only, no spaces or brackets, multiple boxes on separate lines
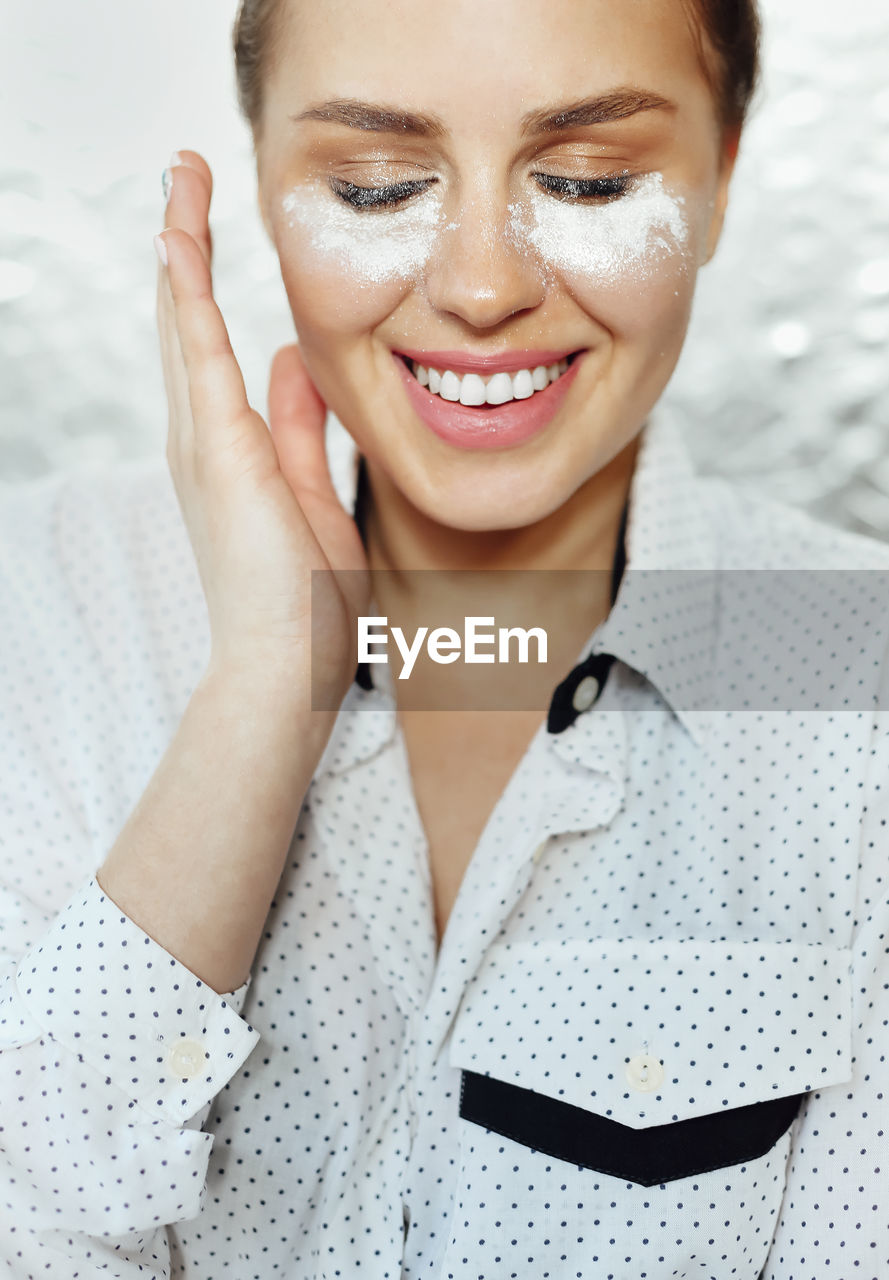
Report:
255,0,736,534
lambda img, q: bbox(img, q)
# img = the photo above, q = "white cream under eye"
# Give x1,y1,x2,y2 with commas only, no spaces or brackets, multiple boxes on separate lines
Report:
281,170,689,289
281,181,444,285
508,171,689,282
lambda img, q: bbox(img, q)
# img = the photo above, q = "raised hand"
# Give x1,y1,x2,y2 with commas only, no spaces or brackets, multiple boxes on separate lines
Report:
155,150,369,708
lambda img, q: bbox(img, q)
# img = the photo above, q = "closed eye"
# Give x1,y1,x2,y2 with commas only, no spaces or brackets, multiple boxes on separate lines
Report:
532,172,633,202
327,170,633,212
328,176,439,210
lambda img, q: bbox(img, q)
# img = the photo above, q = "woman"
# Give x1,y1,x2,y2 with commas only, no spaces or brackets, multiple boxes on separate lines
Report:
2,0,888,1276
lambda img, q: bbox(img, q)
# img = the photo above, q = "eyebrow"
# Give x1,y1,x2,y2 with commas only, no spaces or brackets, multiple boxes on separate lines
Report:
521,89,677,134
289,88,676,139
290,99,447,137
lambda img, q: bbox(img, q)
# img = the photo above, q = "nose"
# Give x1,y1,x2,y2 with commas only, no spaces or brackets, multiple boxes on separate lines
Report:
422,190,547,329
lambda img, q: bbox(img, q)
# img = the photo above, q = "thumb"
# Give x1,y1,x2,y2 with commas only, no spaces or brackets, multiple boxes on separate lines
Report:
267,343,333,503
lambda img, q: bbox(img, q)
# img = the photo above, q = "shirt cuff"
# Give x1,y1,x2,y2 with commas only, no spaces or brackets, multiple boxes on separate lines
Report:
14,875,260,1125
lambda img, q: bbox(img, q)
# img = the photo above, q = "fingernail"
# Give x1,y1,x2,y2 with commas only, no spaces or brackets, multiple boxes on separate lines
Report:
154,233,168,266
161,167,173,203
169,150,183,167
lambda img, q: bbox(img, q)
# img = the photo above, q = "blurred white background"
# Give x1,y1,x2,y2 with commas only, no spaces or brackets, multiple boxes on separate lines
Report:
1,0,888,537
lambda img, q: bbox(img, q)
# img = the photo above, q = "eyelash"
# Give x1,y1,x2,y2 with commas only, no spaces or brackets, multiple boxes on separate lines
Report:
328,172,633,211
328,177,439,208
532,172,631,202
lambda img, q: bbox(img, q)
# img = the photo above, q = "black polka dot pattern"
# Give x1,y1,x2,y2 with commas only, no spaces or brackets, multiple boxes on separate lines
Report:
1,410,889,1278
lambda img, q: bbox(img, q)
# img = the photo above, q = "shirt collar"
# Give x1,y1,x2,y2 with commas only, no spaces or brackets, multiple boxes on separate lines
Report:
592,407,718,747
322,405,716,760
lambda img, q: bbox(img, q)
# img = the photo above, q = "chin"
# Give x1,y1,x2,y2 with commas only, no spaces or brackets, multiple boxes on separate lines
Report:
411,472,572,533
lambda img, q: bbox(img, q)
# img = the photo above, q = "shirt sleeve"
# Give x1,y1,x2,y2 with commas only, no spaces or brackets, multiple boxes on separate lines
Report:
761,706,889,1280
0,459,260,1273
1,872,260,1276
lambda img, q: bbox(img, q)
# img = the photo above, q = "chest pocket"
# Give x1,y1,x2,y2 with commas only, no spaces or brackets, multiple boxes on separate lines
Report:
449,936,852,1186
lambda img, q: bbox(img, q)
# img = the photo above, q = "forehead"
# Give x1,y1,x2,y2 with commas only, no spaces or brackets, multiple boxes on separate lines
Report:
267,0,713,130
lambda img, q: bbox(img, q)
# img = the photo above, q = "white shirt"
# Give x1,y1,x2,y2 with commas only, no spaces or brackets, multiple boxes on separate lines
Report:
2,410,889,1280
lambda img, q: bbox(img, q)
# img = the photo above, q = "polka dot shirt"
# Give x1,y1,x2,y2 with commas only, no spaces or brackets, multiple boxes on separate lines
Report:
2,410,889,1279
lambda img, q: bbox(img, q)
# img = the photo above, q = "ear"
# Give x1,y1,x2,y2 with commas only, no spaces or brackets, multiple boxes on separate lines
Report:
703,127,740,264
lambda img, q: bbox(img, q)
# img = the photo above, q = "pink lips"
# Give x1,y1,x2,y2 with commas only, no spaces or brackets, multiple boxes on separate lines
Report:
393,349,586,451
394,347,579,375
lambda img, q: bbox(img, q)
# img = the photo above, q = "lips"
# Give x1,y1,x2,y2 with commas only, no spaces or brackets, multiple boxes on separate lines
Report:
393,347,581,375
392,347,587,451
404,355,572,408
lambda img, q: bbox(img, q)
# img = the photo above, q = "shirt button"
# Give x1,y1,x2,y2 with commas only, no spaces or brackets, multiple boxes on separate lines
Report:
166,1038,206,1080
571,674,600,713
625,1053,664,1093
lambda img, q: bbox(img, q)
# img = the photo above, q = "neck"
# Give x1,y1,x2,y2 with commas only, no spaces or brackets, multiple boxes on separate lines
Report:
358,431,642,701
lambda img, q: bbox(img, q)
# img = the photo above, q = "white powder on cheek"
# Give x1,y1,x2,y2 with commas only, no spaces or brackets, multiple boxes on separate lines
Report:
281,182,445,285
509,172,689,283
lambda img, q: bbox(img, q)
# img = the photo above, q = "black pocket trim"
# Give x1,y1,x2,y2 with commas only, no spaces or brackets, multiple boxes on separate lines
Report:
459,1069,804,1187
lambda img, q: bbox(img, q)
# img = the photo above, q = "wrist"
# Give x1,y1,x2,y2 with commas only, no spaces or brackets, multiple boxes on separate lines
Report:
196,658,341,754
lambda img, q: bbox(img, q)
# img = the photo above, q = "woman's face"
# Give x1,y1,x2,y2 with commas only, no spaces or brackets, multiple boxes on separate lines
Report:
256,0,735,531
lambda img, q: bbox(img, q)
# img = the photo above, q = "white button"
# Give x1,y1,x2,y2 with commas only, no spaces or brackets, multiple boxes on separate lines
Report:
166,1038,205,1080
532,839,549,865
625,1053,664,1093
571,674,600,713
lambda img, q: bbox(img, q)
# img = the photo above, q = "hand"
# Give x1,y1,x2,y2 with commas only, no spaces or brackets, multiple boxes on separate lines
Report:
155,150,369,709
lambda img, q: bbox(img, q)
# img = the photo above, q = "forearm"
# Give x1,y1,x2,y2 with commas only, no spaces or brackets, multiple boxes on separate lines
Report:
97,664,336,994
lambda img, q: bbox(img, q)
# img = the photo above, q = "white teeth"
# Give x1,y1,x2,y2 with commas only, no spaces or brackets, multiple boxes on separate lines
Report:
512,369,534,400
485,371,514,405
459,372,488,406
408,357,572,405
439,370,461,401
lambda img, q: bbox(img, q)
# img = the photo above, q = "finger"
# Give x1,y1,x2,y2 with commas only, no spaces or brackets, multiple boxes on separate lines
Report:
171,149,213,197
158,154,211,451
157,276,194,471
158,227,253,447
266,345,334,502
164,149,213,267
155,231,193,454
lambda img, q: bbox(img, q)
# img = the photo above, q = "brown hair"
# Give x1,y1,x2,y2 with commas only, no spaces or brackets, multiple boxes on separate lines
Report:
232,0,285,141
233,0,761,142
678,0,761,137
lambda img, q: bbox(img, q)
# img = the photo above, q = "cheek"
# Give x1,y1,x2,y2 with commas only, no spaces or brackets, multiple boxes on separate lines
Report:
273,184,443,337
577,254,695,358
511,173,702,348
